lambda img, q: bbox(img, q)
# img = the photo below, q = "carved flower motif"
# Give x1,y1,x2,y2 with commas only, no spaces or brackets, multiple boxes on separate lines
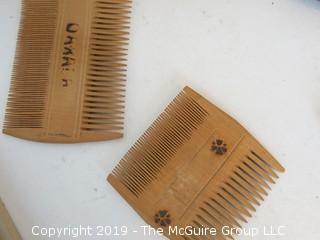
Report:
211,139,227,155
154,210,171,227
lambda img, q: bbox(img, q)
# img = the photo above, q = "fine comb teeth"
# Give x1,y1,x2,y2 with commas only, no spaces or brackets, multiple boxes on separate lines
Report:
3,0,132,143
108,86,285,240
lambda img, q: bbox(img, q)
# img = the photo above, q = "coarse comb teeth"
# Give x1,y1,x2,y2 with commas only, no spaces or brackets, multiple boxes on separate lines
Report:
189,149,284,239
81,0,132,134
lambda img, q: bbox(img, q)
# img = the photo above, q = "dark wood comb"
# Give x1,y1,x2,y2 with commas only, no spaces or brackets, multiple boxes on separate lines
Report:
3,0,132,143
108,86,285,239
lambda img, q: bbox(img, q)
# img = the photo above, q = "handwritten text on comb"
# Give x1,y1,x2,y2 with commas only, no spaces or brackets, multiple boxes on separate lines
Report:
61,23,79,87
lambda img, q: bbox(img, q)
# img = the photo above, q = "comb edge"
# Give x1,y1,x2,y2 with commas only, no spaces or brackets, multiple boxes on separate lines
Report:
3,128,123,143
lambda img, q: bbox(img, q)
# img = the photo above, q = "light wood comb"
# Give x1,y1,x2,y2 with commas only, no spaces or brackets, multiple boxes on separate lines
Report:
3,0,132,143
108,86,285,240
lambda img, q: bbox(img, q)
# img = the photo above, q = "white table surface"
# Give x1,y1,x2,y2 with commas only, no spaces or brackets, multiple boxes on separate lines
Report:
0,0,320,239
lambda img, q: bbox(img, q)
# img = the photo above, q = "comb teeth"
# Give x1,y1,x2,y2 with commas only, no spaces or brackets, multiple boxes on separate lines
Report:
112,91,209,196
4,0,58,129
81,0,132,133
191,150,283,238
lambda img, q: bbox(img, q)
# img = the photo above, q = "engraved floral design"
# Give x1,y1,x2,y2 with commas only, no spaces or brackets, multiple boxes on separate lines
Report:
154,210,171,227
211,139,227,155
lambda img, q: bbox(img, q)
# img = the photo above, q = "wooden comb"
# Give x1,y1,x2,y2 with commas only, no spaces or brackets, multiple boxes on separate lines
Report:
3,0,132,143
108,86,285,240
0,198,22,240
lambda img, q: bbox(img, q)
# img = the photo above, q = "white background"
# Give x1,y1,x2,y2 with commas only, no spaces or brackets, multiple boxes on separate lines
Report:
0,0,320,239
